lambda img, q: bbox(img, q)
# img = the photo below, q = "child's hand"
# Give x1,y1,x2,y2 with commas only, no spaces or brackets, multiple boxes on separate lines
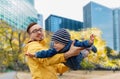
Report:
89,34,95,44
25,52,35,57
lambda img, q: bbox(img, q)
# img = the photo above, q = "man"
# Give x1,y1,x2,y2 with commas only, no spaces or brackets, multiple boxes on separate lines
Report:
24,22,83,79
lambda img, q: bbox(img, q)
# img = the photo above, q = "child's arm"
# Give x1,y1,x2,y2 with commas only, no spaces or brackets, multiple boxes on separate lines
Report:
74,34,95,48
25,48,57,58
87,45,97,53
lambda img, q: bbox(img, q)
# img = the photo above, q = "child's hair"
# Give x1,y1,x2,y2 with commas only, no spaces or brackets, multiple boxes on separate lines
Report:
51,28,71,45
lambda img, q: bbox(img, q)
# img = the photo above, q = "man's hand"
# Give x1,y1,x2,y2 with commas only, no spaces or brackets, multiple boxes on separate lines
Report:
64,41,83,59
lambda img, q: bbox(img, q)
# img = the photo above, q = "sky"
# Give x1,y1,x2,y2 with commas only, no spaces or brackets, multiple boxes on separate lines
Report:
35,0,120,22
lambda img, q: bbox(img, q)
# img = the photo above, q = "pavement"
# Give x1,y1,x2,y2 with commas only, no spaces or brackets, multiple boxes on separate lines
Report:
1,70,120,79
59,70,120,79
0,71,17,79
91,71,120,79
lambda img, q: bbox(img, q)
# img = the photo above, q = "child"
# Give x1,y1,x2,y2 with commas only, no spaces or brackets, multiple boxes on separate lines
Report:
26,28,97,70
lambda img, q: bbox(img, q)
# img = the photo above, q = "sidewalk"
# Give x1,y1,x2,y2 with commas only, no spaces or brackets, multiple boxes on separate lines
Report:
59,70,120,79
1,70,120,79
0,71,17,79
91,72,120,79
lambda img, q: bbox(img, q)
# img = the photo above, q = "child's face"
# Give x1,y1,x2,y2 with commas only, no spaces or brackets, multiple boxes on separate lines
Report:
53,41,65,51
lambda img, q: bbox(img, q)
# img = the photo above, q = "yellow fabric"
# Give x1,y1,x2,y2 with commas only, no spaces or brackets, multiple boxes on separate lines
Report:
54,63,69,74
24,40,67,79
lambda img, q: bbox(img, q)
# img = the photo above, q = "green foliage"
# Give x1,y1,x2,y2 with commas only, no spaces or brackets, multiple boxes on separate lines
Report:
0,20,28,72
80,59,96,70
106,46,120,59
106,46,113,57
116,53,120,58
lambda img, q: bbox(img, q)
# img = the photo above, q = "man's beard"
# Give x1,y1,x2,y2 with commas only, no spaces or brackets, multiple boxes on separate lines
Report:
39,36,44,41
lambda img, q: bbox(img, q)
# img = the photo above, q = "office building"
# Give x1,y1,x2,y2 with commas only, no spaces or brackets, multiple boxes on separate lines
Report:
45,15,83,32
0,0,38,30
37,14,43,27
113,8,120,52
83,1,114,49
26,0,34,6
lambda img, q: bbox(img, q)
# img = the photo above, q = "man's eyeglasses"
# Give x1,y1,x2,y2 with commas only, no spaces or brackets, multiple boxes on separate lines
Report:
31,28,43,34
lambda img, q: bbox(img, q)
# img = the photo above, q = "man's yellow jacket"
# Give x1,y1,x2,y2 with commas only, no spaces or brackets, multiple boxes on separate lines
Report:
24,40,69,79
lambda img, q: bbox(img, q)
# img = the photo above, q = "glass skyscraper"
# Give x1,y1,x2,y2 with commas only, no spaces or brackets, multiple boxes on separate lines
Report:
0,0,38,30
37,14,43,27
26,0,35,6
113,8,120,52
83,2,114,49
45,15,83,32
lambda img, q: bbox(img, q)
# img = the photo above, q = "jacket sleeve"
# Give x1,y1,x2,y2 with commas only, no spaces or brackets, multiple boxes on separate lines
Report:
47,54,66,65
35,48,57,58
74,39,92,48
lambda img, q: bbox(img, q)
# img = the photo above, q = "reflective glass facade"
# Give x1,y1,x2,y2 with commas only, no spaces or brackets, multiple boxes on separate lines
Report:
45,15,83,32
0,0,38,30
26,0,34,6
113,8,120,52
83,2,114,49
37,14,43,27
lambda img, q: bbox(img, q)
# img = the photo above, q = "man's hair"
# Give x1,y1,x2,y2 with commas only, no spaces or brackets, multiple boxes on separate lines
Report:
27,22,37,34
